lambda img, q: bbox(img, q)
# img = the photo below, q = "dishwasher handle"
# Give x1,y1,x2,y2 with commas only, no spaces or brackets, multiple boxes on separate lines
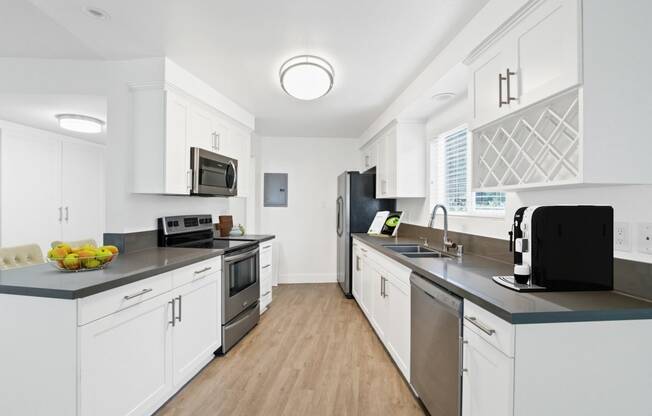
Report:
410,273,462,312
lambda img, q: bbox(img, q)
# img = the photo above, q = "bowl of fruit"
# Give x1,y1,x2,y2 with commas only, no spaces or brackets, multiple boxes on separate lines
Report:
47,243,119,272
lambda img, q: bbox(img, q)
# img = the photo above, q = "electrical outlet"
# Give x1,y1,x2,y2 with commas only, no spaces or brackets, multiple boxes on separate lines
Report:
614,222,631,252
637,223,652,254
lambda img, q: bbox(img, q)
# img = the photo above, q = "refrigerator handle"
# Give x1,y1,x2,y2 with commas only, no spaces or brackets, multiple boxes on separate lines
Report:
336,196,343,236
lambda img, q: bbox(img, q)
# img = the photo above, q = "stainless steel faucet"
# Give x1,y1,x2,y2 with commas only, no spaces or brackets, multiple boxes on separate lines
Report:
428,204,455,252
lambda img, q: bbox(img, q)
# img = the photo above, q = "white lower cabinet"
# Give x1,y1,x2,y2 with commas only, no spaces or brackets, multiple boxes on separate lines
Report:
79,259,221,416
171,276,221,388
259,239,274,313
79,294,173,416
462,328,514,416
353,240,411,380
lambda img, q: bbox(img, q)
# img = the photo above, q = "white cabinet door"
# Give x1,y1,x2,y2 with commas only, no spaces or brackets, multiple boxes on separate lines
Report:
213,118,233,157
165,90,191,195
360,255,375,319
79,294,173,416
189,104,217,152
352,245,363,301
61,141,104,244
172,275,220,388
386,278,410,379
462,328,514,416
469,42,515,128
372,267,390,340
361,142,378,171
0,126,62,253
230,128,250,197
512,0,580,109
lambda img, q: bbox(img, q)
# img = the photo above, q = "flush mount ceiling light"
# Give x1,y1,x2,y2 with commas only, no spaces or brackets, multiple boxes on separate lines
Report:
56,114,105,134
279,55,334,100
430,92,456,103
83,6,109,20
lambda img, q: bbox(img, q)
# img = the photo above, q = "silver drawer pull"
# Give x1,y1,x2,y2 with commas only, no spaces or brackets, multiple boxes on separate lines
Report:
464,316,496,336
123,288,153,300
262,264,271,269
262,291,271,297
194,266,212,275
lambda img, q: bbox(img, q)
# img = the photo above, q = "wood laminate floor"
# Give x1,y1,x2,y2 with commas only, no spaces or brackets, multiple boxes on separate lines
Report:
156,283,424,416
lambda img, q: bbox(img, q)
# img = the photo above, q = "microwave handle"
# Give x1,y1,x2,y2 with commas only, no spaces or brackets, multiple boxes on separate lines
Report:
229,160,237,192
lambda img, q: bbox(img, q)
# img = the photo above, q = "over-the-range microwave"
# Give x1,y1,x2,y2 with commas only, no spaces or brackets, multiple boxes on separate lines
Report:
190,147,238,196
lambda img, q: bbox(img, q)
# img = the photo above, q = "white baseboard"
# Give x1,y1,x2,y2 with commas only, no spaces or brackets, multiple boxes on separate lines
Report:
279,273,337,284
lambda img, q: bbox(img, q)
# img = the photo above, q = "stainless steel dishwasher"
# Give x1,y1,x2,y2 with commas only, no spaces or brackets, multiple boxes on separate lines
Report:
410,273,463,416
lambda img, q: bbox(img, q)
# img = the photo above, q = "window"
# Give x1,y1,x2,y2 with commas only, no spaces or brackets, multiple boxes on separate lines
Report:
432,126,505,216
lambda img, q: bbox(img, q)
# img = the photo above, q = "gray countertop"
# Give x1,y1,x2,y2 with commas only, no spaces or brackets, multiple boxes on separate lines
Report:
213,233,275,243
353,233,652,324
0,247,223,299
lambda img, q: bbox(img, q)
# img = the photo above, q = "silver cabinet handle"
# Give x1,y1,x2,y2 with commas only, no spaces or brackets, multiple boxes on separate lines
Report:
176,295,182,322
355,256,361,272
211,132,217,150
262,290,271,297
169,298,176,326
64,206,69,222
360,248,367,253
58,207,63,222
187,170,193,190
499,72,506,107
460,337,469,375
365,155,370,167
262,264,271,269
464,316,496,336
123,288,153,300
194,266,212,275
505,68,516,104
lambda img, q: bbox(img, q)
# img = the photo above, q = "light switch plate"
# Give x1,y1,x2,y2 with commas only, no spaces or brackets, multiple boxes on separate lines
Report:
614,222,631,252
637,223,652,254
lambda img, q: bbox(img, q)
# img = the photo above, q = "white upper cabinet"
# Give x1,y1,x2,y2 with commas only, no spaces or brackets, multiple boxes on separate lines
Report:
467,0,580,129
131,83,253,196
0,122,105,253
511,0,580,109
373,121,426,199
468,0,652,190
360,141,378,172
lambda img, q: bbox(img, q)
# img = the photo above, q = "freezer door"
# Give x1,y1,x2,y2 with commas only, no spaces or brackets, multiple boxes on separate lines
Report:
336,172,351,296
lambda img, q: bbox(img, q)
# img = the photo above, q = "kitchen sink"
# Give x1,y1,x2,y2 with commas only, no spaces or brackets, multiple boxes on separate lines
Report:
383,244,452,259
384,244,437,253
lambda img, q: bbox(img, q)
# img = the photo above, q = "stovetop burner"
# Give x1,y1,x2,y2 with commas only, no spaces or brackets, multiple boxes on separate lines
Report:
158,214,257,253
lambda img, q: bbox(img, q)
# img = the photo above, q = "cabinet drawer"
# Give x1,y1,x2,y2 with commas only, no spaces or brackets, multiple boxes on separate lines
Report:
260,243,273,267
463,300,514,357
261,269,273,297
172,257,222,288
78,272,173,325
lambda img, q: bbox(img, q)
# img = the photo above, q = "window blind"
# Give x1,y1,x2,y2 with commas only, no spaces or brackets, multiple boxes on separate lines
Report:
443,129,468,212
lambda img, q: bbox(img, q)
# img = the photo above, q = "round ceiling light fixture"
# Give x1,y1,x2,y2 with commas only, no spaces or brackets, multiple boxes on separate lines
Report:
430,92,456,103
83,6,109,20
56,114,106,134
279,55,334,100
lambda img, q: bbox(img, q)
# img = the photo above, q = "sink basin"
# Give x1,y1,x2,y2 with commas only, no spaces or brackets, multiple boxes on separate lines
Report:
403,252,448,258
384,244,438,254
383,244,453,259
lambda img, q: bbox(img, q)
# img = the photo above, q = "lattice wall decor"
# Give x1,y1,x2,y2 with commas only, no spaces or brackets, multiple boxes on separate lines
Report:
473,89,580,190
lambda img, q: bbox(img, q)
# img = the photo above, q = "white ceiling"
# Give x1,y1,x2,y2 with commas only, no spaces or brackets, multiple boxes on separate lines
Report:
3,0,488,137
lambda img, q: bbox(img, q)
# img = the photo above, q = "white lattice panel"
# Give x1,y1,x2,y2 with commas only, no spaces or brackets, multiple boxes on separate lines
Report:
473,89,581,190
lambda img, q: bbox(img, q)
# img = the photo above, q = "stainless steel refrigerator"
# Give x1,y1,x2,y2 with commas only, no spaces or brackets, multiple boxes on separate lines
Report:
336,171,396,297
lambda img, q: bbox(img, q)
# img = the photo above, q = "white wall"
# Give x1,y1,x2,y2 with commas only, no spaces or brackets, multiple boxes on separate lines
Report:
0,58,252,234
398,93,652,264
255,136,359,283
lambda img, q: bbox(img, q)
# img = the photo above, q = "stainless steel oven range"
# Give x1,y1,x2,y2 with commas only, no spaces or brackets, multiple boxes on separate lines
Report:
158,214,260,354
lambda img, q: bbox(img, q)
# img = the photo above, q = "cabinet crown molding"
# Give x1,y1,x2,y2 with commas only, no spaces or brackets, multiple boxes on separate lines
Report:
464,0,546,65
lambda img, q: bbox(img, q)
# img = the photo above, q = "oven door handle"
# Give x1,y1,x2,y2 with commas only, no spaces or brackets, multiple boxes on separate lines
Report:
225,247,259,263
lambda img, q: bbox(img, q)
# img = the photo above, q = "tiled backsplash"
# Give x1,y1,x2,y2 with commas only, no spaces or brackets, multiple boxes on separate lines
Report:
398,223,652,301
